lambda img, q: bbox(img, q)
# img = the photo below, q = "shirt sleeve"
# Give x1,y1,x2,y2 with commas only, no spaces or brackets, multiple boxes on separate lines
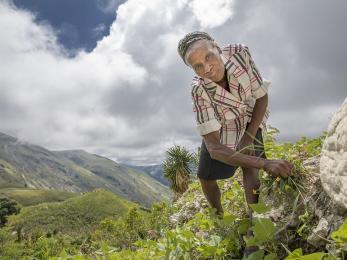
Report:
242,45,271,99
191,84,221,136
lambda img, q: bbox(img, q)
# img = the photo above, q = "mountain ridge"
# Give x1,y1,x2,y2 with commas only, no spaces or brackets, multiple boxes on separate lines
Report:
122,163,168,186
0,131,173,207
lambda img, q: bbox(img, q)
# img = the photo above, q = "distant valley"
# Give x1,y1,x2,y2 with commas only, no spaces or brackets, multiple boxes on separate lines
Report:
0,132,173,207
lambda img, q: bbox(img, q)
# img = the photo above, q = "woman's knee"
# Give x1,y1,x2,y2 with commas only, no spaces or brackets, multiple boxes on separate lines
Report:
199,178,218,190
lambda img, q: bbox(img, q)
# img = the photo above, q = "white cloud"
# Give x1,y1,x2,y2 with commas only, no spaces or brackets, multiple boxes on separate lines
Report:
0,0,346,165
0,0,148,159
268,104,339,142
188,0,235,28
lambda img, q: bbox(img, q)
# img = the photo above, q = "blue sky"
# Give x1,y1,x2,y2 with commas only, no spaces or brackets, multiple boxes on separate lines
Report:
0,0,346,165
12,0,120,53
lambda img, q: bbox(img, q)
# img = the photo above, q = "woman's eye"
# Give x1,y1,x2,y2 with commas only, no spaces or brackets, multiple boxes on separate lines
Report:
206,53,213,61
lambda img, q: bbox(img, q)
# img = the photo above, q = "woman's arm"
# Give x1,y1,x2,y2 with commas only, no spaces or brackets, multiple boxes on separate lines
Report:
245,93,268,139
203,130,293,178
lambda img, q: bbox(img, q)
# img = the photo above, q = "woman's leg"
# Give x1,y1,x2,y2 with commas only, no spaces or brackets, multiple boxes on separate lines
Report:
199,177,224,216
241,167,261,256
241,167,261,206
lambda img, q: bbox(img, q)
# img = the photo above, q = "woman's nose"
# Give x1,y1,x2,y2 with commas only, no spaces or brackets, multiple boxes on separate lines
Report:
204,64,212,74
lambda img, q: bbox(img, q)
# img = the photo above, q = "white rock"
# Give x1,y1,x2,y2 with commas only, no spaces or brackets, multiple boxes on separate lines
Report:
320,97,347,209
307,218,330,247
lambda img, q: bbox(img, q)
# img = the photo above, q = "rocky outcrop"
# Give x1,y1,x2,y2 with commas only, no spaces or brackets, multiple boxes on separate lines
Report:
320,97,347,209
169,193,208,226
260,155,347,250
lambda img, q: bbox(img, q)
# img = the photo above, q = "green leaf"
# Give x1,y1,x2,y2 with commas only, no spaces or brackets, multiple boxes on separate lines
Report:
284,248,303,259
252,218,276,244
238,218,251,235
222,214,236,226
301,253,330,259
331,218,347,243
280,180,286,192
245,249,265,260
249,202,271,214
297,223,307,237
298,210,309,222
264,252,278,260
244,235,257,247
180,229,195,240
285,250,330,260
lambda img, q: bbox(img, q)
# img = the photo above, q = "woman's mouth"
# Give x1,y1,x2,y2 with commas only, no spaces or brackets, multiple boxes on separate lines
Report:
206,69,215,78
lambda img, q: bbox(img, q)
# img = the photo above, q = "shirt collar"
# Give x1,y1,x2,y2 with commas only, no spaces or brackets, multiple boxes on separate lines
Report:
197,52,246,109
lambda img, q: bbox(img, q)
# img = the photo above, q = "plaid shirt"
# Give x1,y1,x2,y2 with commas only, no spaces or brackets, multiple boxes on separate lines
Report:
190,44,270,149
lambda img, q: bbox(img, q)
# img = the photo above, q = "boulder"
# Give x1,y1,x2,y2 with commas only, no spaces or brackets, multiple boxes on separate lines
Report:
320,97,347,209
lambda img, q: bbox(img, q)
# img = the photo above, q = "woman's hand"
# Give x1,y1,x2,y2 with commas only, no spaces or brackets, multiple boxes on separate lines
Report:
262,159,294,178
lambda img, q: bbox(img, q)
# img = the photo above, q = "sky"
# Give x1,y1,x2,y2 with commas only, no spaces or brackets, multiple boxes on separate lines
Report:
0,0,346,165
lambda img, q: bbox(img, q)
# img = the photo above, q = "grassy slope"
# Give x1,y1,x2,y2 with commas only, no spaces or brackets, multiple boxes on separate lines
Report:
6,189,138,236
0,188,79,207
0,158,23,188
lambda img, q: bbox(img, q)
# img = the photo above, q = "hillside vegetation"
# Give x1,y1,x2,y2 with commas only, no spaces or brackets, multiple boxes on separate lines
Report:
6,189,138,239
0,127,346,259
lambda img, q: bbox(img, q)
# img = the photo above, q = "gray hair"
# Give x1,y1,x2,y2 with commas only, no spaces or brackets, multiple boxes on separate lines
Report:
177,31,214,65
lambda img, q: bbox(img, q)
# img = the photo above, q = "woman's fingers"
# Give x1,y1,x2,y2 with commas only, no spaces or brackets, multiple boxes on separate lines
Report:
270,160,293,178
280,161,294,177
283,161,294,176
264,159,294,178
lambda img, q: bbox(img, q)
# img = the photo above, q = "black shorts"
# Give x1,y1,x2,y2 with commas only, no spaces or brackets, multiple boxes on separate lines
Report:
197,126,267,180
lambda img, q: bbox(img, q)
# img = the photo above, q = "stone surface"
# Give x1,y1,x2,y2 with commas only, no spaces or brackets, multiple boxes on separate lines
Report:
169,193,208,226
307,218,329,247
320,97,347,209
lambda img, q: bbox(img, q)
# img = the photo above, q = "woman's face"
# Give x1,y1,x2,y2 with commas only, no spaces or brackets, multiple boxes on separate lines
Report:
185,39,225,82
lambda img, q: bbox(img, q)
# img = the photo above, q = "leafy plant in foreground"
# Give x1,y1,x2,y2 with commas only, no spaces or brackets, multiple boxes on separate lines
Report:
163,145,195,197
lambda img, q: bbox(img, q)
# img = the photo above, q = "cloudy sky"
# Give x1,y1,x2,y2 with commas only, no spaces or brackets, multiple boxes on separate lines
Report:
0,0,346,165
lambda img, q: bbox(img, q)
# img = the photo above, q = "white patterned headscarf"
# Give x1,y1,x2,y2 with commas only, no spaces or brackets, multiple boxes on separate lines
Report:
177,31,214,65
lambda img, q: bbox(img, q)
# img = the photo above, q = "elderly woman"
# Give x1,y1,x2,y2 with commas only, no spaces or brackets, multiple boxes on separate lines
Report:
177,31,293,256
177,32,293,218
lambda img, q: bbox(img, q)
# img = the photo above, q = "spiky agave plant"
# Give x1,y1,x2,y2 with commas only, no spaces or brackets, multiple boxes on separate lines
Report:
163,145,194,197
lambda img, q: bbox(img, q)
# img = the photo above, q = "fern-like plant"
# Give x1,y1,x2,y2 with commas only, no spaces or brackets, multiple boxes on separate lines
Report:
163,145,195,199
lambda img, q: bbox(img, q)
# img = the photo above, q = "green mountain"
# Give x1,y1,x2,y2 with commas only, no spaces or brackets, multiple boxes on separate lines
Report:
7,189,138,236
0,132,173,207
